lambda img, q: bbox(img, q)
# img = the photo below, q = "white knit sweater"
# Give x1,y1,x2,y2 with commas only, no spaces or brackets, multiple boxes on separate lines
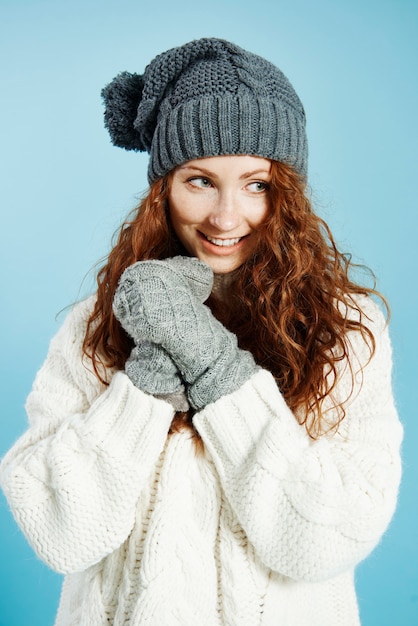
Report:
0,295,402,625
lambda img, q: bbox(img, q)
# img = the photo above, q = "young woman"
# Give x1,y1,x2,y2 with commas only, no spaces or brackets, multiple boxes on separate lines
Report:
0,37,402,625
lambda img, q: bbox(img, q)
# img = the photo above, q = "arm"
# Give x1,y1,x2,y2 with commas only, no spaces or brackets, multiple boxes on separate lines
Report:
0,298,174,574
193,300,403,582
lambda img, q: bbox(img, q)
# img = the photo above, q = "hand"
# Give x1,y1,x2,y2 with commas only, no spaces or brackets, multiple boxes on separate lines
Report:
113,256,257,409
126,340,189,412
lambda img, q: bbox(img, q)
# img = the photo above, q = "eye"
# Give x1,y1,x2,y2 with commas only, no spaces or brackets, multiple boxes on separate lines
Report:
247,181,269,193
188,177,213,189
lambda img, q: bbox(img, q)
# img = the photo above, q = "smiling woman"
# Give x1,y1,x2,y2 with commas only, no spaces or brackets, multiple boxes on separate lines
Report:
0,37,402,626
168,155,271,273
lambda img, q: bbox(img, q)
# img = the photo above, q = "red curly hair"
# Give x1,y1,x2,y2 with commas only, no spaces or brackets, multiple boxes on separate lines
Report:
83,161,385,438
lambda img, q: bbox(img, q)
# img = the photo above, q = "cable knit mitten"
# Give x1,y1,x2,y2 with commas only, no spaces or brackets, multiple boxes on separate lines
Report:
126,341,189,412
113,256,258,409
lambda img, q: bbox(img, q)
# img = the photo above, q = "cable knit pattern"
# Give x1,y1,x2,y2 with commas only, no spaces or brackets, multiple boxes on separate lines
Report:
101,37,308,182
0,295,402,625
113,257,258,409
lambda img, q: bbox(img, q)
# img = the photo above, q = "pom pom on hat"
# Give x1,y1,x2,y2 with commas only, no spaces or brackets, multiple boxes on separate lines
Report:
101,72,145,151
101,38,308,182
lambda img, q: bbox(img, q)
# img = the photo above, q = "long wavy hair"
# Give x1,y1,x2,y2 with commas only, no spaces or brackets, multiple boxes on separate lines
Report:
83,161,385,438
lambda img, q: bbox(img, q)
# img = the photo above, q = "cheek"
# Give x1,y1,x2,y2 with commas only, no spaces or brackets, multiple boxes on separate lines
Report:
169,205,188,234
246,201,269,230
168,202,197,251
169,195,202,232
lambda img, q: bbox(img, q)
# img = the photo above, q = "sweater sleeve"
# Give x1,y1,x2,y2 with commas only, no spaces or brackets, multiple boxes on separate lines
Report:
193,298,403,582
0,299,174,574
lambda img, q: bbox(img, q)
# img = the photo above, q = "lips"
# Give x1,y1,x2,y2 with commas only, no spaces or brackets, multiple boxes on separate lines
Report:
204,234,245,247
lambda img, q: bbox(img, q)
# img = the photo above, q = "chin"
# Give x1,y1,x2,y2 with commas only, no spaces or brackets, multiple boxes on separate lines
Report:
204,259,242,274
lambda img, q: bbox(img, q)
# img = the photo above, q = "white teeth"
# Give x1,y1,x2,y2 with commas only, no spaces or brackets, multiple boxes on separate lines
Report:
205,235,242,247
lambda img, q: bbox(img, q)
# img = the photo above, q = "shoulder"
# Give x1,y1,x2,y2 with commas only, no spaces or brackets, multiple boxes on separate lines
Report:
25,295,105,426
58,295,97,339
339,293,393,382
340,293,389,355
44,294,105,390
342,293,387,330
49,295,97,356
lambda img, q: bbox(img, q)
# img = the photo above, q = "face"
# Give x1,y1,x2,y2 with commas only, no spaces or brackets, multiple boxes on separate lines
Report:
168,155,271,274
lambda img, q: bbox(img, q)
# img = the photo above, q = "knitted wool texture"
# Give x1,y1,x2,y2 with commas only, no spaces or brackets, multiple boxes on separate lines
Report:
101,37,308,182
126,340,182,395
0,295,402,625
126,341,189,412
113,257,258,409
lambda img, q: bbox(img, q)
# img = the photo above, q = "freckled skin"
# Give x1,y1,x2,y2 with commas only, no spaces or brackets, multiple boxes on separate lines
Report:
168,155,271,274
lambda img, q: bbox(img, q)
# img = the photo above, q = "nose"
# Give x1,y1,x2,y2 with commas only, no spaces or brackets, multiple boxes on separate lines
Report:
207,191,241,232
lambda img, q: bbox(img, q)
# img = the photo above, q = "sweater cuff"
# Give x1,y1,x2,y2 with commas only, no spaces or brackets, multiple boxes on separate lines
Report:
79,371,174,463
193,369,308,478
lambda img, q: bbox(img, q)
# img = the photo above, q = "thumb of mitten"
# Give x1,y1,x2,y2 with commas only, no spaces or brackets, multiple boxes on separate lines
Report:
112,275,142,339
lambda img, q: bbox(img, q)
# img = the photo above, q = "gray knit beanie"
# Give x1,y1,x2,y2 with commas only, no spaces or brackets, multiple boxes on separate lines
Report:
102,38,308,182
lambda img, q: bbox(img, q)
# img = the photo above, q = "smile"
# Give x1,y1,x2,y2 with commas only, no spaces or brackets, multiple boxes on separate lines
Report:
204,234,244,247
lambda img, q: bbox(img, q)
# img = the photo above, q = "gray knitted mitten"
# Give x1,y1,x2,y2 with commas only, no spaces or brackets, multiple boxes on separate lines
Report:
113,256,258,409
126,341,189,412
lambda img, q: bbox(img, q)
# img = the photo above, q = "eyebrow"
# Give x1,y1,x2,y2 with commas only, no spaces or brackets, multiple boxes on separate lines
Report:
178,165,271,179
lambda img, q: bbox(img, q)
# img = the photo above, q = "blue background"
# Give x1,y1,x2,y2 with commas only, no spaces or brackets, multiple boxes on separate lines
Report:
1,1,417,624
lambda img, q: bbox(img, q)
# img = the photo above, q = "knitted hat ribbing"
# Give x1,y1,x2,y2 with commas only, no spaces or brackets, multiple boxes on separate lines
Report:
102,38,308,182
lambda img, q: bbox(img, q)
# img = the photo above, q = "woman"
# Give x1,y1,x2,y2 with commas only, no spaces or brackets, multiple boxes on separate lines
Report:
0,38,402,625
